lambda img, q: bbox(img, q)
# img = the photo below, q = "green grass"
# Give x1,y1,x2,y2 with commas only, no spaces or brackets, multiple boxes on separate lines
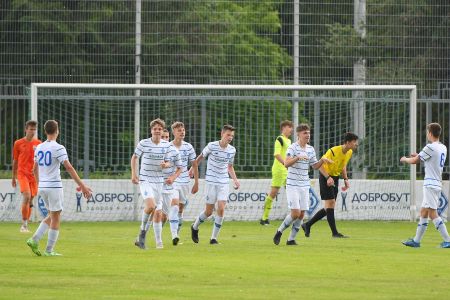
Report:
1,221,449,300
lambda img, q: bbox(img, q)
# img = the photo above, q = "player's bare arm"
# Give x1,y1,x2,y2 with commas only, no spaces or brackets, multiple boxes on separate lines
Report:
11,159,18,187
400,155,420,165
130,154,139,184
165,166,182,185
63,160,92,199
228,164,239,189
311,157,333,170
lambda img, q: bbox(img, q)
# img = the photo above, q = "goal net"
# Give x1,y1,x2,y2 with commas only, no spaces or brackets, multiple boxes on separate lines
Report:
2,84,424,222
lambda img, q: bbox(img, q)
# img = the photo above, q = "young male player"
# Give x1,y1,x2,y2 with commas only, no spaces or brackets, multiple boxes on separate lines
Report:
142,128,171,235
260,120,293,225
132,118,181,249
12,120,41,232
273,124,332,245
168,122,198,238
26,120,92,256
301,132,359,238
191,125,239,244
400,123,450,248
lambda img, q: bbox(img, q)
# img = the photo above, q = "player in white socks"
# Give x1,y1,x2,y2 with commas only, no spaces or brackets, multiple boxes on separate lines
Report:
160,125,184,245
26,120,92,256
167,122,198,242
191,125,239,244
273,123,332,246
132,118,181,249
401,123,450,248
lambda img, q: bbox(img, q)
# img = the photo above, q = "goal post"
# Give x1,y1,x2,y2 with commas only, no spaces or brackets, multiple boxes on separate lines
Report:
28,83,418,222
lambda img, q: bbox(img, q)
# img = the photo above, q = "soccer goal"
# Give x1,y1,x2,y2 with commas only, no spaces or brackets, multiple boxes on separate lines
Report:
22,83,421,222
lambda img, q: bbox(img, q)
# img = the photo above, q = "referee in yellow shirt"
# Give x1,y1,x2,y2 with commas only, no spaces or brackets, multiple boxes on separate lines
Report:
302,132,359,237
260,120,293,225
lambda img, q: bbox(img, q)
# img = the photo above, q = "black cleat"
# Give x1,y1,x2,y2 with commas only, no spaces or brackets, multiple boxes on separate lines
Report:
191,224,199,243
332,233,349,238
301,223,310,238
172,237,179,246
134,230,147,250
273,231,282,245
286,240,298,246
210,239,219,245
260,219,270,226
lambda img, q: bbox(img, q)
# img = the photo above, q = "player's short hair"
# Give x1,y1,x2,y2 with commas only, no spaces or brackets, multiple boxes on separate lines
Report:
280,120,293,130
171,121,184,130
222,124,235,132
162,129,169,133
343,132,359,143
149,118,165,129
427,123,441,138
44,120,58,135
296,123,310,132
25,120,37,128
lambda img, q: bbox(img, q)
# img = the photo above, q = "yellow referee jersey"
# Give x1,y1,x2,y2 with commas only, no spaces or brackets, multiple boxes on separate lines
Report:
322,145,353,176
272,134,291,172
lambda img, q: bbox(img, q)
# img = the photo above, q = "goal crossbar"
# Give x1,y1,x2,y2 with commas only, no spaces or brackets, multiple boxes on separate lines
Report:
30,83,417,220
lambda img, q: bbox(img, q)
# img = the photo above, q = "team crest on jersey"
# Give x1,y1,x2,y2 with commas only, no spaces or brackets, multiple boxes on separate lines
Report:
227,153,231,158
183,150,187,156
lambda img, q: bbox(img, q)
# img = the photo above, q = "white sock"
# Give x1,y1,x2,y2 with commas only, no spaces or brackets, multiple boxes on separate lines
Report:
193,211,208,230
169,205,179,239
45,229,59,253
23,220,28,227
211,216,224,240
178,212,183,233
144,220,153,232
33,221,49,242
433,217,450,242
413,217,428,243
140,211,150,231
153,222,162,244
288,219,303,241
278,214,294,233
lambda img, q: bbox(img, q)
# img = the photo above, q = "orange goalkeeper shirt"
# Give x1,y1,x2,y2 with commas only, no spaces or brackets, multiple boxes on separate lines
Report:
13,138,42,177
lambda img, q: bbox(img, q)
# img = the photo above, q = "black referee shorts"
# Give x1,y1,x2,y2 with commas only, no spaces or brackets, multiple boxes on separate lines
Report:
319,174,339,200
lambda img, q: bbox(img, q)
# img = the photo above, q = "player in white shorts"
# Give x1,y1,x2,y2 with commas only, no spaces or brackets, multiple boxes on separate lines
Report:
191,125,239,244
166,122,198,240
401,123,450,248
131,118,181,249
273,123,332,246
26,120,92,256
160,127,183,245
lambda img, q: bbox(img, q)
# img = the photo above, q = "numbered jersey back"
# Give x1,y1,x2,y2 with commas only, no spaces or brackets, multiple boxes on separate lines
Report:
419,142,447,189
34,140,68,188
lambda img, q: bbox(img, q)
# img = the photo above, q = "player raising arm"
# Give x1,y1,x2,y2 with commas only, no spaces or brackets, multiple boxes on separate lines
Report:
401,123,450,248
26,120,92,256
190,125,239,245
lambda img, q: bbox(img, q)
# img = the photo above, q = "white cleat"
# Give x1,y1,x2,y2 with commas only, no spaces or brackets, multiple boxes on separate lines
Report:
156,242,164,249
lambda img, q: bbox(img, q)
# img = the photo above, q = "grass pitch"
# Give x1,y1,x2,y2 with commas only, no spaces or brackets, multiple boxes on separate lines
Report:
1,221,449,300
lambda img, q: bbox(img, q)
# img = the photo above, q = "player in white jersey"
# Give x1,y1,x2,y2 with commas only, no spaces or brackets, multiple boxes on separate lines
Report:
166,122,198,241
26,120,92,256
142,129,171,236
401,123,450,248
191,125,239,244
273,124,332,246
131,118,182,249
